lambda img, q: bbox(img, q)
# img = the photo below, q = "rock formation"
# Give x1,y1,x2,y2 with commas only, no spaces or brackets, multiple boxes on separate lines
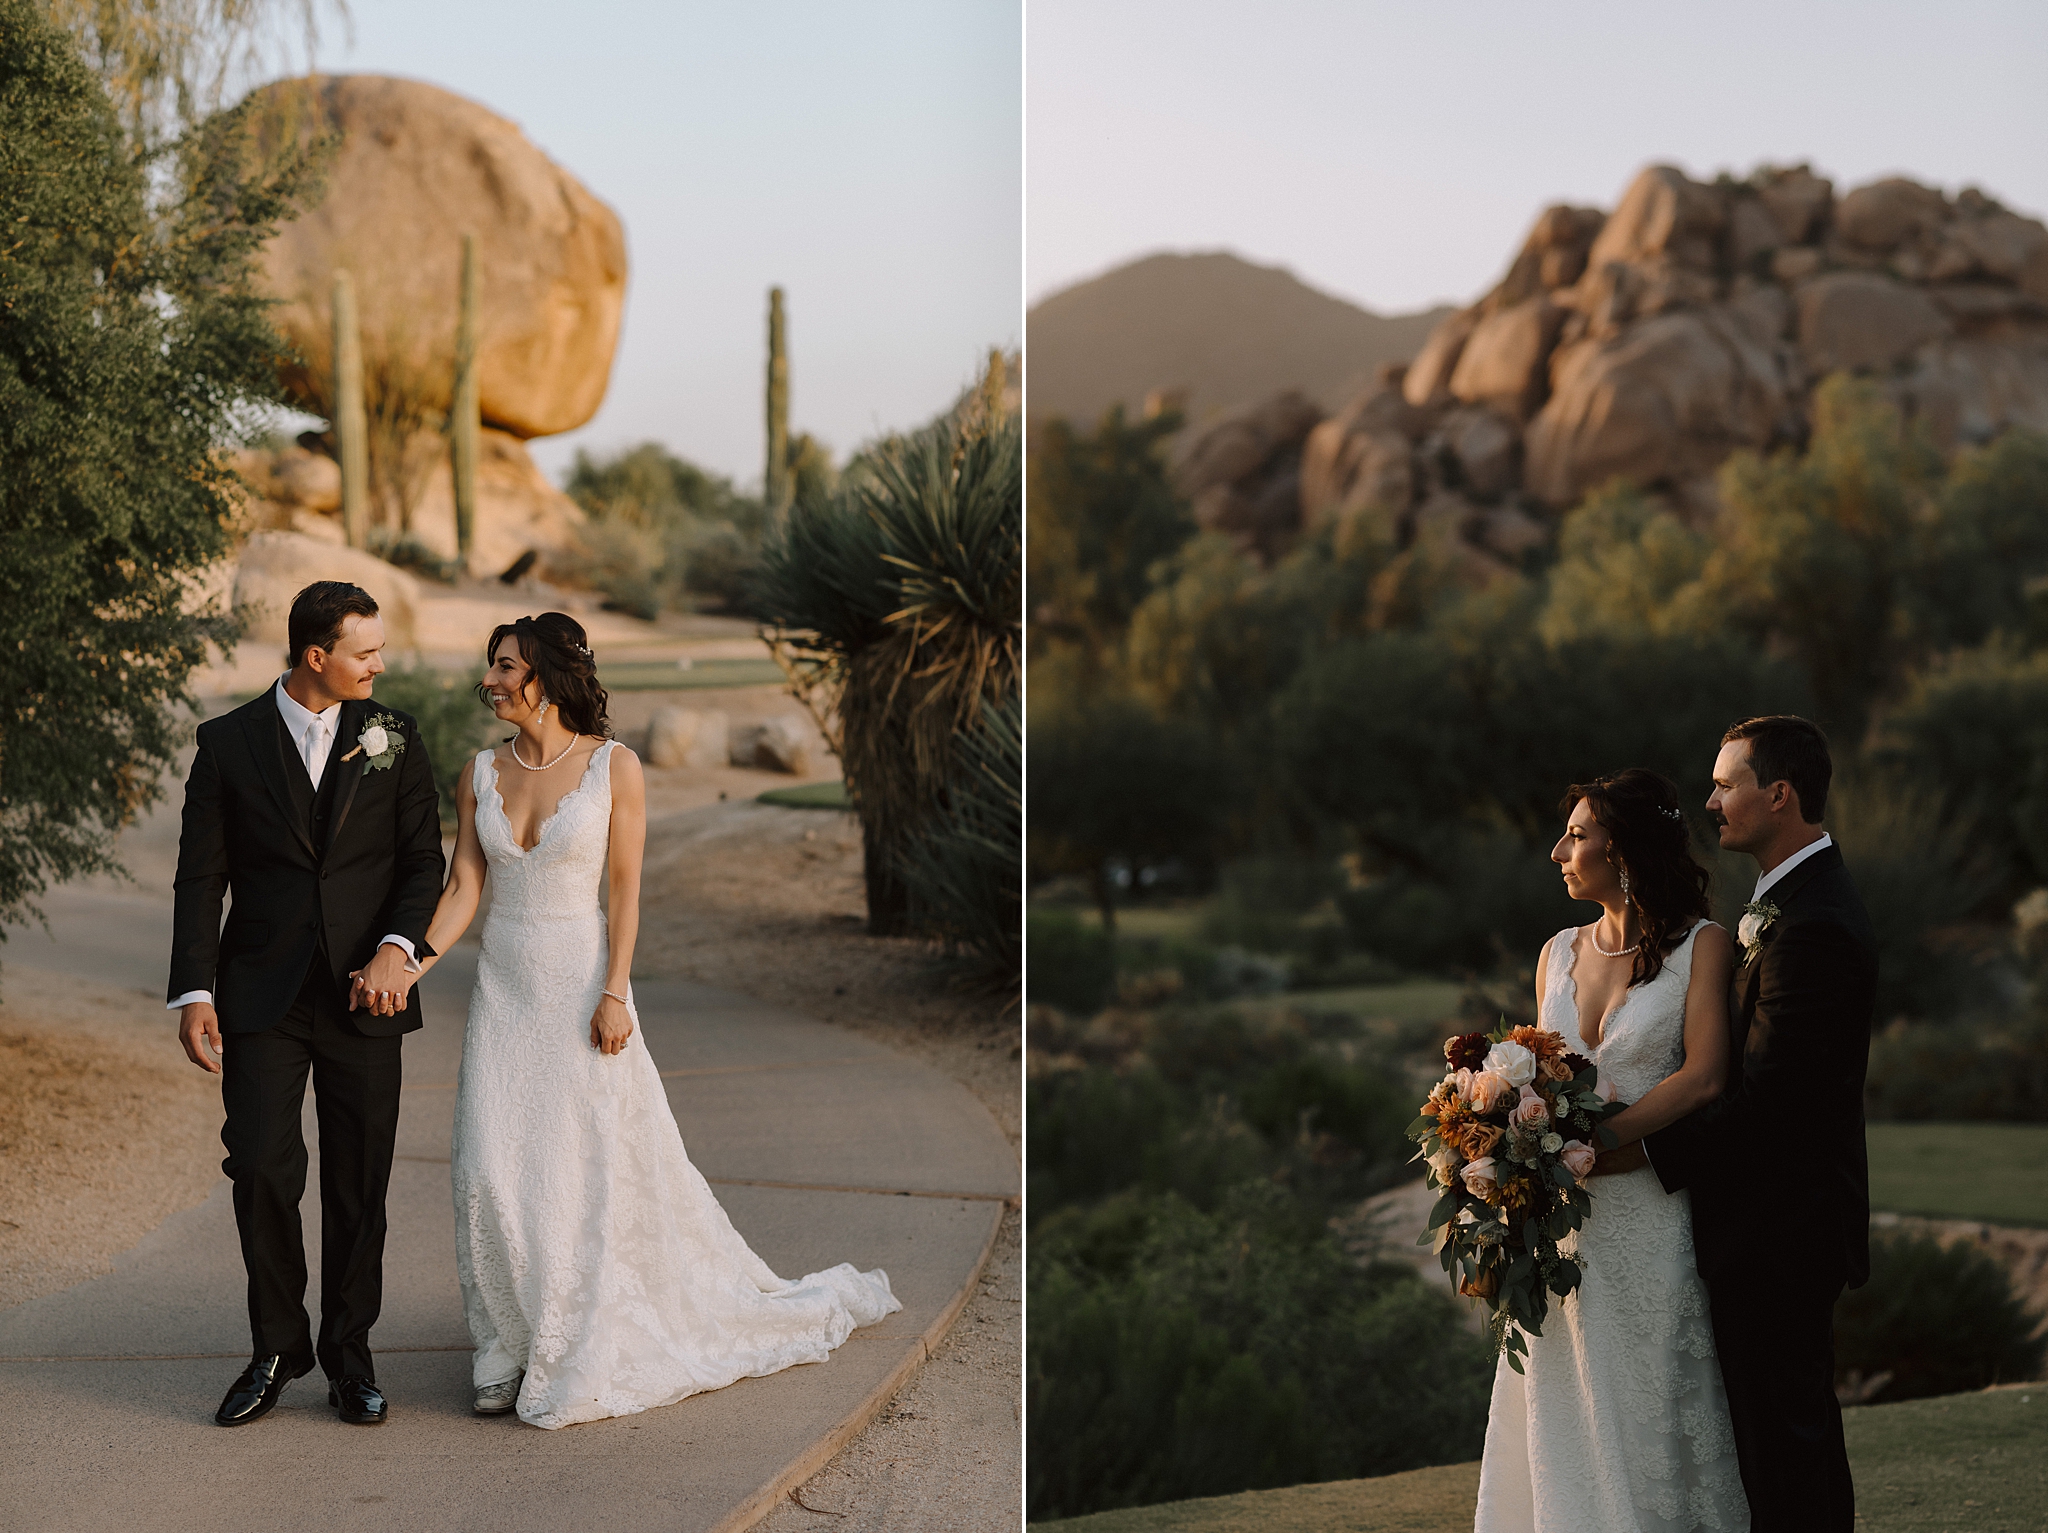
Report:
237,74,623,576
233,531,423,654
1174,163,2048,580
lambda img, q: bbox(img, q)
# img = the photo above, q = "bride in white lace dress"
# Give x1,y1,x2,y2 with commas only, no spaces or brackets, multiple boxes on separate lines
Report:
392,614,899,1428
1474,769,1747,1532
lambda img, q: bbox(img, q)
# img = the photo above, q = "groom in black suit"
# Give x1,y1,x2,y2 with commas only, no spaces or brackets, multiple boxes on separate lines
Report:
1636,715,1877,1533
170,581,443,1426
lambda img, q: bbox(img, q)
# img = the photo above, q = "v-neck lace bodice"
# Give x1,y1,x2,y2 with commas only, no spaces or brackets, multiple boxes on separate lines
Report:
1546,920,1711,1105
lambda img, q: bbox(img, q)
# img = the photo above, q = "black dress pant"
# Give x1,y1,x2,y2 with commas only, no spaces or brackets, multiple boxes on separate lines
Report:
220,960,402,1380
1706,1266,1854,1533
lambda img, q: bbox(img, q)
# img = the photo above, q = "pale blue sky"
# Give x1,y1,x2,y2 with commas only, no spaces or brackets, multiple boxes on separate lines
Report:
1028,0,2048,314
299,1,1021,486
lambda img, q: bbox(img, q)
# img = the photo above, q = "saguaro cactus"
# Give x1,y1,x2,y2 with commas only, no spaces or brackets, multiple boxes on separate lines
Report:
331,269,369,549
451,233,480,565
765,286,789,514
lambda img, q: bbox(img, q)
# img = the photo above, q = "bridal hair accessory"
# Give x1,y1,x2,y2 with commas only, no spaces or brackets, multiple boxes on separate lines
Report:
1414,1019,1630,1368
1737,898,1782,964
1661,806,1683,822
339,712,405,771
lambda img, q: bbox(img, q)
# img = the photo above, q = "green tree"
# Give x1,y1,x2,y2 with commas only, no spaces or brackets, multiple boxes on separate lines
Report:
1028,405,1195,668
1,0,322,942
564,441,772,615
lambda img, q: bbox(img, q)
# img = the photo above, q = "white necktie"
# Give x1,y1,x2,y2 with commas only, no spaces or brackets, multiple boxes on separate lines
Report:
304,718,326,789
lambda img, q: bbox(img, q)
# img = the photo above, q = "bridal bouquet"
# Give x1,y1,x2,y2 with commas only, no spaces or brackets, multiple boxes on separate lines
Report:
1407,1020,1627,1369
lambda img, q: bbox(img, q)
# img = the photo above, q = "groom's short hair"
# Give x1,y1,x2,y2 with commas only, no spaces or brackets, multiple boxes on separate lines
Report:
289,581,380,669
1723,715,1830,823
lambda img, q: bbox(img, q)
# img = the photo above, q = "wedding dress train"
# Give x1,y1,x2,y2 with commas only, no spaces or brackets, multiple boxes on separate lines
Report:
449,742,901,1429
1473,919,1748,1532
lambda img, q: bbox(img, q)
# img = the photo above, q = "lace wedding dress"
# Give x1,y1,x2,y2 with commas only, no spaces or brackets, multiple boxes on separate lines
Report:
450,742,901,1429
1473,919,1748,1532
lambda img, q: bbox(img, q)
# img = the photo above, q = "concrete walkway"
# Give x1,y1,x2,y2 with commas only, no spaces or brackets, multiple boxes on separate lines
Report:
0,882,1017,1531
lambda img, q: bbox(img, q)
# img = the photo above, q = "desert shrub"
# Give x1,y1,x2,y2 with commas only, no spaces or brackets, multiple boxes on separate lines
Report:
1864,1014,2048,1121
553,517,668,621
564,442,769,616
370,664,500,831
1833,1232,2046,1402
1026,909,1116,1015
1027,1007,1413,1217
1027,1186,1493,1520
365,529,458,584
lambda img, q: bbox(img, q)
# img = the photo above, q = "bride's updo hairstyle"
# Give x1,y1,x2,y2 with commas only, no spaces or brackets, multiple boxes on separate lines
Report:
477,612,613,740
1561,767,1711,989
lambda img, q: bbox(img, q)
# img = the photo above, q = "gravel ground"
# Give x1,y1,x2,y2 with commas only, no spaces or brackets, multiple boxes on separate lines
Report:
0,965,223,1309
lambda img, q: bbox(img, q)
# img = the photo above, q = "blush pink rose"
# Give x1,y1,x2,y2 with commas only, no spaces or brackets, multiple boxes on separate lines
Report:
1460,1156,1499,1201
1511,1087,1550,1130
1560,1140,1597,1182
1465,1070,1512,1114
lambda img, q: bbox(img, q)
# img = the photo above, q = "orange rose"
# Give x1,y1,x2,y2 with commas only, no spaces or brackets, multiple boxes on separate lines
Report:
1460,1267,1500,1301
1539,1055,1571,1083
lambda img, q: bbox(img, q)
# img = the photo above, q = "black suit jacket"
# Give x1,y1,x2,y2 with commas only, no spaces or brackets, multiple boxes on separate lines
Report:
1644,844,1878,1289
168,690,444,1036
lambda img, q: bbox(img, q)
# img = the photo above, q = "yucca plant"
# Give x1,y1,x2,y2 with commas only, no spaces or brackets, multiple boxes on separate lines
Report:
896,690,1020,984
755,354,1020,959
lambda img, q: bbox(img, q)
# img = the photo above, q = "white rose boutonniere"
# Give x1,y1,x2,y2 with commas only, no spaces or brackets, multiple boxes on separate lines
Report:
339,711,405,772
1737,898,1782,964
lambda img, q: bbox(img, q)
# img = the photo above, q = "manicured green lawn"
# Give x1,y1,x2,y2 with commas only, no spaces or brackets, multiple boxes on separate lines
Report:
1867,1122,2048,1227
755,780,850,810
595,657,785,691
1030,1385,2048,1532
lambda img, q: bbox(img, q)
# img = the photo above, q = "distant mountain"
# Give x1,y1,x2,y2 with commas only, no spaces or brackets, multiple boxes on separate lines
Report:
1026,251,1454,429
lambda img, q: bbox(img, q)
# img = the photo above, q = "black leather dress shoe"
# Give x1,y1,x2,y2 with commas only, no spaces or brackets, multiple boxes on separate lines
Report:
329,1374,388,1424
215,1353,314,1426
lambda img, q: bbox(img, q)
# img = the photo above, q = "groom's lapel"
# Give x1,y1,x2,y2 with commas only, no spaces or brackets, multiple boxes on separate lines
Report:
244,693,316,859
324,698,369,853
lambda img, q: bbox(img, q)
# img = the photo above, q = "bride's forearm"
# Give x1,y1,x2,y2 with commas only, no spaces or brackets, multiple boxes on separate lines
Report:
604,886,638,992
422,872,483,961
1601,1068,1722,1146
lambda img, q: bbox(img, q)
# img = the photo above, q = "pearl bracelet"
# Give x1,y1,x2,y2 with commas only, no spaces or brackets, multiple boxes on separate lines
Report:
602,989,629,1005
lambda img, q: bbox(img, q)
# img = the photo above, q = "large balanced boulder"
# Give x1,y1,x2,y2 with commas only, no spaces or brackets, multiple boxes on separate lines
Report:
251,75,626,440
232,532,422,654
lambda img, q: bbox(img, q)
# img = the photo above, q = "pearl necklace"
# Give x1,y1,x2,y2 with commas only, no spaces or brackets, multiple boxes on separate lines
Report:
1589,923,1639,958
509,734,579,771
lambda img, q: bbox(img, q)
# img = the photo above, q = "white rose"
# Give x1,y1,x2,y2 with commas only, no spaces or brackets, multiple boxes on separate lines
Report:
1540,1132,1563,1154
1483,1040,1537,1089
360,724,389,757
1737,911,1764,948
1427,1144,1462,1183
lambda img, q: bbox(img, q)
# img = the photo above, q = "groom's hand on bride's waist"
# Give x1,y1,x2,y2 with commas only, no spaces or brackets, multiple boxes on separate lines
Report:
349,943,418,1016
178,1002,223,1075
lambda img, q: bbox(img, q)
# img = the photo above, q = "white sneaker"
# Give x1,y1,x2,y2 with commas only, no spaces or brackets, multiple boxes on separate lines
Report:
473,1375,522,1415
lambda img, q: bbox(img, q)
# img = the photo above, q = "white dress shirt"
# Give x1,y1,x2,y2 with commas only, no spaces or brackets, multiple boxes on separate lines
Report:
167,678,415,1012
1751,831,1833,904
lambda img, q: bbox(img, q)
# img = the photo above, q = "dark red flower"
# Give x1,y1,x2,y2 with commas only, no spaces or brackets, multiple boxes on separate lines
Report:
1563,1051,1593,1079
1445,1032,1492,1072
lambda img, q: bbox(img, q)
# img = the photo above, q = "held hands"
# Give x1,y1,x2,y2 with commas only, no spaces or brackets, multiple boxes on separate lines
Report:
178,1001,223,1075
590,991,634,1056
348,943,419,1018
